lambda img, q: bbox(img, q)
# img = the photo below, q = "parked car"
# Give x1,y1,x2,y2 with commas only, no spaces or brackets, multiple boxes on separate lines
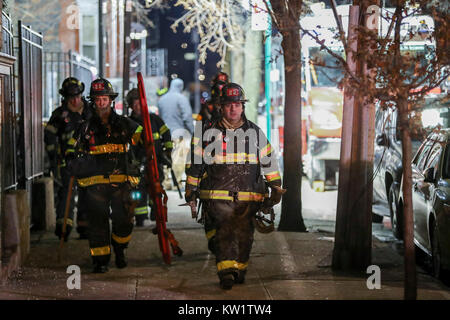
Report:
372,106,423,233
372,101,450,238
398,129,450,280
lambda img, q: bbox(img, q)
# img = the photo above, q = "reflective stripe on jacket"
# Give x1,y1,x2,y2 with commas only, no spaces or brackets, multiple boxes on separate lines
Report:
72,108,142,187
185,118,281,201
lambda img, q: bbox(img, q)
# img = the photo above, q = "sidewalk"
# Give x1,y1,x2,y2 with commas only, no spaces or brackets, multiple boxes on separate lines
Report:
0,191,449,300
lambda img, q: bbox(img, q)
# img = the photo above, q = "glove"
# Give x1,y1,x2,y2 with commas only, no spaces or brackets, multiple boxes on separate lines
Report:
184,187,198,203
55,223,72,242
268,185,286,206
261,185,286,214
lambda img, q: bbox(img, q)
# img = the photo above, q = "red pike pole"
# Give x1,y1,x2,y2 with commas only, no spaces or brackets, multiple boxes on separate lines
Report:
137,72,182,264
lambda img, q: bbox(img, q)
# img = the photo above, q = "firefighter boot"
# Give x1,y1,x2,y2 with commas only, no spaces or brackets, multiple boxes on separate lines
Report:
93,263,109,273
219,273,235,290
114,246,127,269
135,215,145,227
92,257,109,273
235,270,247,284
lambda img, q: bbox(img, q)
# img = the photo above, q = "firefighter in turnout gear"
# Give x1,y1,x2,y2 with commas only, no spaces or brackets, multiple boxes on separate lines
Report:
199,71,229,124
69,78,143,273
185,83,284,290
126,88,173,226
44,77,93,241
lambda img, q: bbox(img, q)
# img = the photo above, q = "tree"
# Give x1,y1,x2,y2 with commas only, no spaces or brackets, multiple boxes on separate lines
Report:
302,0,449,299
266,0,306,232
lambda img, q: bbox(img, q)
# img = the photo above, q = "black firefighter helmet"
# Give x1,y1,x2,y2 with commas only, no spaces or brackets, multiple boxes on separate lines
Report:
210,72,229,102
59,77,85,97
219,82,248,105
212,71,229,86
88,78,119,100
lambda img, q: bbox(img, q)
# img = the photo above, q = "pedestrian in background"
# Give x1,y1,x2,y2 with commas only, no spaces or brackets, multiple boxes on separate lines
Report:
157,78,194,189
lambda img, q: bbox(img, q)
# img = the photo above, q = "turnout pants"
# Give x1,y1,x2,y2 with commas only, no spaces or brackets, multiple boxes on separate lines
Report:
84,183,134,265
202,200,259,281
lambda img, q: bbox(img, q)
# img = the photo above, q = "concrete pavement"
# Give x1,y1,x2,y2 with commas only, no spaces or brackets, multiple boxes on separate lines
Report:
0,190,449,301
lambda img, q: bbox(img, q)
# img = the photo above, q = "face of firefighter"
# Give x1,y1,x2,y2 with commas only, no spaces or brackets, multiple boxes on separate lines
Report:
131,99,141,116
94,95,112,119
222,101,243,124
67,94,83,113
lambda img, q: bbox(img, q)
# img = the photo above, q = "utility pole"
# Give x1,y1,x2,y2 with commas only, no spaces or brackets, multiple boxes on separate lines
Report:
98,0,104,77
122,0,132,116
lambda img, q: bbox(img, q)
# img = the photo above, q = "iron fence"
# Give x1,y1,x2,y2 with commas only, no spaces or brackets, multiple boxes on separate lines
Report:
43,50,96,119
1,12,17,191
17,21,44,191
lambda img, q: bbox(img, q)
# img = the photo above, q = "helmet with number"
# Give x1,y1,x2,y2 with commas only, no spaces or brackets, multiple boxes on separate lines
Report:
212,71,229,86
59,77,85,97
210,82,228,103
219,83,248,104
88,78,118,100
126,88,140,109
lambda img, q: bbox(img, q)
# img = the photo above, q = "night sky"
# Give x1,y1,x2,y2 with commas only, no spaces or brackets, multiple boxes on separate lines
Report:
148,3,222,93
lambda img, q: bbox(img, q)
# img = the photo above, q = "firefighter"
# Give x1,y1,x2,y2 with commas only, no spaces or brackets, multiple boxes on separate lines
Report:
199,71,229,124
125,88,173,226
44,77,93,241
185,83,284,290
69,78,143,273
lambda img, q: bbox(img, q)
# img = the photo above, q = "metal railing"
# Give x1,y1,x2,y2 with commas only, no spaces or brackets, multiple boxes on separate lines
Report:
1,12,17,191
43,50,96,119
17,21,44,191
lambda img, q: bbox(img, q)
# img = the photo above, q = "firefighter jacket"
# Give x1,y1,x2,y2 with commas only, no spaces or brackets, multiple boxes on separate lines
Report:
185,117,281,203
199,100,221,124
44,99,93,170
69,107,143,188
129,111,173,164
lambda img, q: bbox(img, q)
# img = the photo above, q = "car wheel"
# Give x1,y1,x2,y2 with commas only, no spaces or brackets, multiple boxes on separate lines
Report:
388,184,403,240
431,221,450,282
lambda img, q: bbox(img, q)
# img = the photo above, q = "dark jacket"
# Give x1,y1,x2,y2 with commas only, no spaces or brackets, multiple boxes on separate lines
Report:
185,118,281,202
129,111,173,164
44,99,93,168
70,108,143,188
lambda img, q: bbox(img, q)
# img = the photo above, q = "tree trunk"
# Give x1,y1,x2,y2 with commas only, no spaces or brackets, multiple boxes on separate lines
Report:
332,3,376,271
398,96,417,300
275,2,306,232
